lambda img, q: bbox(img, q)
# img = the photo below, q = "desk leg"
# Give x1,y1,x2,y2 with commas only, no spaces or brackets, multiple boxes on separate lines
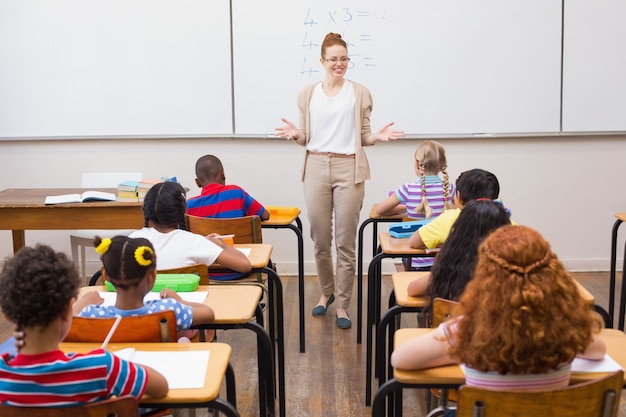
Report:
357,218,375,344
194,319,274,417
263,221,305,353
610,219,622,329
264,267,286,417
225,363,237,408
366,250,386,406
12,230,25,253
372,378,403,417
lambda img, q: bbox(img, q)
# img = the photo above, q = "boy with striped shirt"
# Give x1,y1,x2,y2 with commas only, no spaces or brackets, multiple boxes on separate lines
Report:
0,244,168,407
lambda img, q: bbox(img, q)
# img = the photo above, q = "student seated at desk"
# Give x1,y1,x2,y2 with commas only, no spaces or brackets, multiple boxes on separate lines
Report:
130,182,251,280
375,140,455,270
408,168,504,251
187,154,270,221
74,236,215,342
407,199,511,321
0,244,168,406
392,226,606,416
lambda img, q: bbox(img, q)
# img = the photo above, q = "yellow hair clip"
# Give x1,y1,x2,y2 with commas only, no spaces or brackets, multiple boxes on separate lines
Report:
134,246,154,267
95,238,112,255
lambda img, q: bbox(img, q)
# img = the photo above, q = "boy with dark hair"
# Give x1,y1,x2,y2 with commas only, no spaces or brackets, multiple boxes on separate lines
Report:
409,168,502,249
187,154,270,220
0,244,168,406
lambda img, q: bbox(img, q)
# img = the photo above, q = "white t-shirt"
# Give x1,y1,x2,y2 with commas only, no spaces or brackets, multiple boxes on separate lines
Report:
308,80,356,154
129,227,223,270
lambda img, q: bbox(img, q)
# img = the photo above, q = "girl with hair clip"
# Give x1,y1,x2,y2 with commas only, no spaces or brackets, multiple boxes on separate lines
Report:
129,181,251,276
407,199,511,322
276,32,405,329
73,235,214,342
392,225,606,416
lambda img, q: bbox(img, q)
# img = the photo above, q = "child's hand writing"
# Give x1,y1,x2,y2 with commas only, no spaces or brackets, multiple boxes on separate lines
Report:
160,288,182,302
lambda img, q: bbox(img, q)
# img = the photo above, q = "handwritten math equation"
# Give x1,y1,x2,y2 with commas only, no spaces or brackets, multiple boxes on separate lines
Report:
299,7,388,78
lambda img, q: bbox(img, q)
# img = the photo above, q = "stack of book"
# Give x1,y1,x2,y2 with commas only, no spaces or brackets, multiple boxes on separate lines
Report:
117,180,140,202
137,177,177,202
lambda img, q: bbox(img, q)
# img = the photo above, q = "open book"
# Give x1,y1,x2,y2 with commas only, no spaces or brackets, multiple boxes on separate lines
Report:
44,191,116,204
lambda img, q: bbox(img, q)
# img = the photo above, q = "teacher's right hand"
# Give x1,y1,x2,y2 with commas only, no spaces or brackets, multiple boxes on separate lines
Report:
275,117,299,140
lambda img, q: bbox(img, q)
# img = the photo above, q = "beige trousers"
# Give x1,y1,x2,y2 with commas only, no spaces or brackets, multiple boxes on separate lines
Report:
303,154,365,309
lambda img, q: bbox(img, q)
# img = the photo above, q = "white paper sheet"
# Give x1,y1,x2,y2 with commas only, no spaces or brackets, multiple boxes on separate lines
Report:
96,291,209,307
114,348,210,389
571,354,623,373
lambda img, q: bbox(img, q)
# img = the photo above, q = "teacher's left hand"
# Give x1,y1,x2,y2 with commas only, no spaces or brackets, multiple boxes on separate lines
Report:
374,122,405,142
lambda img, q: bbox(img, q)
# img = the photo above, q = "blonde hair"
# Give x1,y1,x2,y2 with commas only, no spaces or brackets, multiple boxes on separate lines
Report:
414,140,451,218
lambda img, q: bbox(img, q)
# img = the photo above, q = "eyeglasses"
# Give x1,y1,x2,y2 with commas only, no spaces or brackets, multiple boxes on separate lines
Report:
325,57,350,64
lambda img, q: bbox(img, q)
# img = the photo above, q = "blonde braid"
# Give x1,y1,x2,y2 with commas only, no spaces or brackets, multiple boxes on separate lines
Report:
415,162,433,218
441,165,451,211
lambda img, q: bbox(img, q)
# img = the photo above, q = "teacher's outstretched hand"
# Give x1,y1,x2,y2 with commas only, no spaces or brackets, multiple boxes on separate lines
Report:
372,121,405,142
275,117,299,141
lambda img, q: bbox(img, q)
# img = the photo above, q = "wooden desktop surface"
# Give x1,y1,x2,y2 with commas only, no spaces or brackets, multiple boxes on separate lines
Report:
59,342,232,404
80,285,263,324
0,188,143,252
392,328,626,385
262,206,301,226
213,243,272,270
368,204,406,220
378,232,427,256
391,271,430,308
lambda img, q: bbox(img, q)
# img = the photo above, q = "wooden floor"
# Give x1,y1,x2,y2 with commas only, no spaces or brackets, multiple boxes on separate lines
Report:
1,271,625,417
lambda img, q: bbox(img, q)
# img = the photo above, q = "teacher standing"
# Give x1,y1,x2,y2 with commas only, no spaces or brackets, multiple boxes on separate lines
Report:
276,33,405,329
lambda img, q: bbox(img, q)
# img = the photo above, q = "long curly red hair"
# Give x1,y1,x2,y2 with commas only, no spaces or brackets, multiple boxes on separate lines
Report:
447,225,602,374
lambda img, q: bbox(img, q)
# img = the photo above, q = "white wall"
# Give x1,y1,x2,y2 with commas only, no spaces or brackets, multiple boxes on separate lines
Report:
1,135,625,276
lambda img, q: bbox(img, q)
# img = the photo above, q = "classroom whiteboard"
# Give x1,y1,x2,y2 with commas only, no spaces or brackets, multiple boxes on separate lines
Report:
562,0,626,132
232,0,563,135
0,0,232,138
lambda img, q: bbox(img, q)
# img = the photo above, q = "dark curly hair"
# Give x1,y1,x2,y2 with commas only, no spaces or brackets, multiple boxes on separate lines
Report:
0,244,79,329
142,181,188,230
95,235,156,290
424,199,511,319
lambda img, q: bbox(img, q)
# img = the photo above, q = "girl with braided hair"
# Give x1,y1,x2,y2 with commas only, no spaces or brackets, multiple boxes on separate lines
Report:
392,225,606,401
376,140,455,270
376,140,454,220
73,235,214,342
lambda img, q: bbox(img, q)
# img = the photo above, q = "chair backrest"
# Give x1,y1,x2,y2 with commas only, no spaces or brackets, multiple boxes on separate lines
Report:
64,310,177,343
158,263,210,286
456,370,624,417
81,172,143,188
186,214,262,244
431,297,460,328
0,396,140,417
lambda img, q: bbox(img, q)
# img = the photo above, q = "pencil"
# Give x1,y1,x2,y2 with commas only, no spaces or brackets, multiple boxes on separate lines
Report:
101,314,122,349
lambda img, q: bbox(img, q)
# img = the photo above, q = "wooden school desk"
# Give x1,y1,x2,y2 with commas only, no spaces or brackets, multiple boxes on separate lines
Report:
609,212,626,329
372,328,626,417
365,232,429,405
0,188,143,253
262,206,306,353
59,342,239,417
80,285,276,417
211,243,286,417
357,204,405,344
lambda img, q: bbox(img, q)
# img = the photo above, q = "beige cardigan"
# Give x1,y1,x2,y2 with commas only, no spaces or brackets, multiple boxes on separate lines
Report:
293,80,375,184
